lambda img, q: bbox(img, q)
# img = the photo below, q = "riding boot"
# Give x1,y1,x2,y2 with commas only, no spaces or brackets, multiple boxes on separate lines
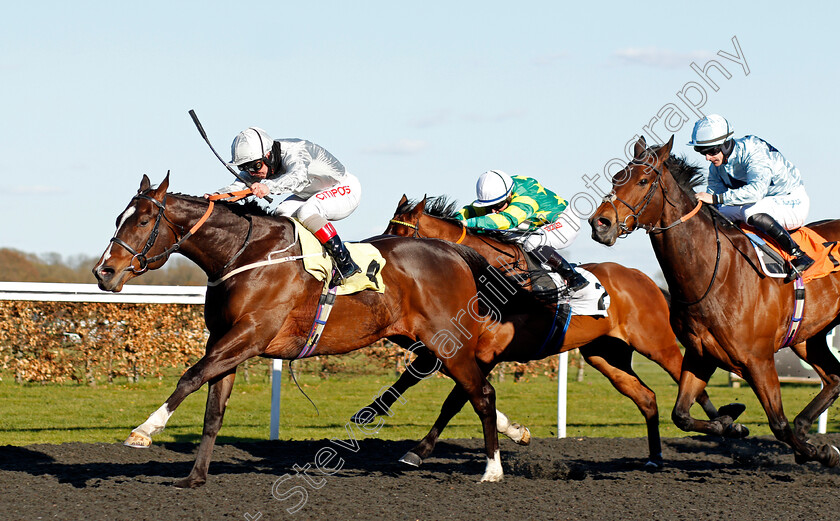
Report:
747,213,815,276
545,251,589,292
316,224,361,287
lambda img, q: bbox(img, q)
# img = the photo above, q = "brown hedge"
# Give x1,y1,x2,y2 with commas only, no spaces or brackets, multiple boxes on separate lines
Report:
0,301,566,384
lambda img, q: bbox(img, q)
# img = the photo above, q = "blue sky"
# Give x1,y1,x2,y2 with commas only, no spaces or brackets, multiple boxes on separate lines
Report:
2,2,838,280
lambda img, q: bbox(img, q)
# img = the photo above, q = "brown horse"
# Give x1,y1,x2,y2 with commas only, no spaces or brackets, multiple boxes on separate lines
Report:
590,135,840,466
351,195,729,468
92,174,535,487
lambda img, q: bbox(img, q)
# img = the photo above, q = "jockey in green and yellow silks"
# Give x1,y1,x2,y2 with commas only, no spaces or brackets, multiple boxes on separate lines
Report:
456,170,588,292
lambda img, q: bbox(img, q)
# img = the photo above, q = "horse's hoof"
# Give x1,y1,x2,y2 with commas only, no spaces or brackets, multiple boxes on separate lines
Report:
349,406,376,425
124,431,152,448
173,476,205,489
723,423,749,439
644,453,664,470
479,472,504,483
517,426,531,446
717,403,747,422
821,445,840,467
399,451,422,467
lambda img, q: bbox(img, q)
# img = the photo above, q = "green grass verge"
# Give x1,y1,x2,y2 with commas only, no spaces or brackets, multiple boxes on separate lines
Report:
1,356,837,446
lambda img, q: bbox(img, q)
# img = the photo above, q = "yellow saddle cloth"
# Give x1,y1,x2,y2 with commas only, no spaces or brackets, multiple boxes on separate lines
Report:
294,220,386,295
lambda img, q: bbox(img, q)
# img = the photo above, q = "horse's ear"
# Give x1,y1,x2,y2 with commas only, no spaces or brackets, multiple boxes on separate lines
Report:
633,136,647,159
656,135,675,161
151,171,170,200
418,195,427,212
139,174,151,193
398,194,408,207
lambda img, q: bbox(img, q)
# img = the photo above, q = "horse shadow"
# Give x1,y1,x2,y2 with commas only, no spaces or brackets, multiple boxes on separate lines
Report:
2,435,837,488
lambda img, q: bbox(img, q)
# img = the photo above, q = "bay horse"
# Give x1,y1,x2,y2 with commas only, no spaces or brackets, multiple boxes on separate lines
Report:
589,135,840,466
92,174,533,487
351,195,732,468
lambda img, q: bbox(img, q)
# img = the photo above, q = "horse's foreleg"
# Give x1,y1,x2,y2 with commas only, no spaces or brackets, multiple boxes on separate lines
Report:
672,351,749,438
125,326,262,449
350,350,440,425
174,370,237,488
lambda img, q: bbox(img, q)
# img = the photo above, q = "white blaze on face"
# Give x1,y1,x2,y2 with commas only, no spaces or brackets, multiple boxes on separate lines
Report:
96,206,136,268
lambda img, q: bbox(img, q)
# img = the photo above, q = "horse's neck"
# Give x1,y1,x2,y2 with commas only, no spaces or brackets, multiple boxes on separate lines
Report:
424,216,521,269
649,180,726,300
170,197,279,276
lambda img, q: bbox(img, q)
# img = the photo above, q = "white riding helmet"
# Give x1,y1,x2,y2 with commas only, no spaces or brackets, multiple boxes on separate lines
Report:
687,114,734,147
473,170,514,207
230,127,274,166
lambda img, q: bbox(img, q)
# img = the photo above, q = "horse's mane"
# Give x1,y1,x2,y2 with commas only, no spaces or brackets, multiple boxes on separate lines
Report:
155,190,274,221
416,195,524,244
662,153,706,195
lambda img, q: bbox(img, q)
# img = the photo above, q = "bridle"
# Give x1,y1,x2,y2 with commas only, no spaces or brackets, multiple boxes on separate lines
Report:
601,158,704,236
388,215,467,244
110,190,253,275
601,156,719,306
110,193,181,274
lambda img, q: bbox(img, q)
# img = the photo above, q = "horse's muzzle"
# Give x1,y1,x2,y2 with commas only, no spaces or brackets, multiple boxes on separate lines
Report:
589,215,618,246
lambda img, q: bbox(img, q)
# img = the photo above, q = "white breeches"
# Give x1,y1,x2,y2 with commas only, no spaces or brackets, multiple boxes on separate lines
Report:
272,173,361,225
518,209,581,252
717,185,809,230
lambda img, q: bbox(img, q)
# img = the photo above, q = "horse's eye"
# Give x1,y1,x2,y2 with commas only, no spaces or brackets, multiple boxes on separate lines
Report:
139,218,150,227
638,178,649,187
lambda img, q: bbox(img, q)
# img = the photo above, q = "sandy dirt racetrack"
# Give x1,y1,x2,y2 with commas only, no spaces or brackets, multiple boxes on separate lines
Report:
1,434,840,520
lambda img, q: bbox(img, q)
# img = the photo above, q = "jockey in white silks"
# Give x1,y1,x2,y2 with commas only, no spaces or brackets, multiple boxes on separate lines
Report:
210,127,361,286
690,114,815,277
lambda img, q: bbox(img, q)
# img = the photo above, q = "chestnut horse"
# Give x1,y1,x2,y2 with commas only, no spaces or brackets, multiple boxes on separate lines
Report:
93,174,533,487
590,135,840,466
351,195,729,468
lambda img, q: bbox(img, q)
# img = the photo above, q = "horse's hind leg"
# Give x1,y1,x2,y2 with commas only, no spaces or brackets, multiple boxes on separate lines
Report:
581,339,663,467
351,349,440,424
402,384,527,466
174,370,237,488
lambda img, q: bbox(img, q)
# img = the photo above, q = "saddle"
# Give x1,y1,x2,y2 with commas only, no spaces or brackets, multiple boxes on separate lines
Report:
741,224,840,283
295,221,386,296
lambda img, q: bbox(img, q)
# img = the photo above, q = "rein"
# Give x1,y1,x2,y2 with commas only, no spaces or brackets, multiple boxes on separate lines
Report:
110,189,253,274
389,217,467,244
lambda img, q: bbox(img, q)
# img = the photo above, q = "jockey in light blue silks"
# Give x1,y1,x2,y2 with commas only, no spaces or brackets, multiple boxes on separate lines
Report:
209,127,362,286
691,114,815,277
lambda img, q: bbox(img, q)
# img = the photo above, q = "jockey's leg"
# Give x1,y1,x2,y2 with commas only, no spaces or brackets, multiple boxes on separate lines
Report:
297,176,363,287
544,251,589,292
747,213,814,275
522,217,588,292
308,218,361,286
